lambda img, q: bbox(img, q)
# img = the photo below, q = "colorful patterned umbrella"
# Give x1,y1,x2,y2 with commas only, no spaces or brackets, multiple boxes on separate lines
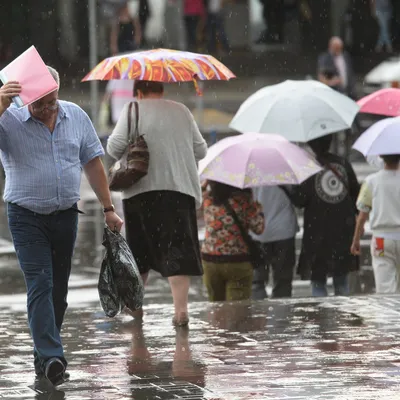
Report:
81,49,235,94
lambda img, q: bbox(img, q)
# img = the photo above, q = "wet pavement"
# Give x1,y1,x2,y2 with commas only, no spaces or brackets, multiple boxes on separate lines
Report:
1,296,400,399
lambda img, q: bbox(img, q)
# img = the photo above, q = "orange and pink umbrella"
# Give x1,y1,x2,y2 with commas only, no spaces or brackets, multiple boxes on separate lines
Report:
81,48,235,95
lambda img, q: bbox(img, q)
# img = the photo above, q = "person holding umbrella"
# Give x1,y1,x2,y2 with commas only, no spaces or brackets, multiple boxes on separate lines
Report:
199,133,322,301
201,181,265,301
290,134,360,297
351,117,400,293
107,80,207,327
351,154,400,293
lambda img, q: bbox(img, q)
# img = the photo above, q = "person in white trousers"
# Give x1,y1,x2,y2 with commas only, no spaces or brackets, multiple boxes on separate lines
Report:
351,154,400,293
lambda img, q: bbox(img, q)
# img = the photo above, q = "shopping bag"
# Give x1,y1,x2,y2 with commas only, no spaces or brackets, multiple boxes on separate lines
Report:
98,226,144,317
98,248,120,317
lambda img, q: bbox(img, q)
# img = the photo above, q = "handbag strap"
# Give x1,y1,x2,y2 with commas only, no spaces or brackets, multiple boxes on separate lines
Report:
224,200,254,250
127,101,140,143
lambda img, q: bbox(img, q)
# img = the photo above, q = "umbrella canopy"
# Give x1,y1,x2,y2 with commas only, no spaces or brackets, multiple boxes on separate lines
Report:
353,117,400,156
365,58,400,84
199,133,322,189
357,88,400,116
229,80,359,142
81,48,235,84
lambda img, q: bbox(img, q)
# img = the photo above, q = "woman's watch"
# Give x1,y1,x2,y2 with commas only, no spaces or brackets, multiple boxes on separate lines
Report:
103,205,115,213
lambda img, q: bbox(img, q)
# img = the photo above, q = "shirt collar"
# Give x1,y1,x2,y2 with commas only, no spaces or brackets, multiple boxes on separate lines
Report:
21,101,68,122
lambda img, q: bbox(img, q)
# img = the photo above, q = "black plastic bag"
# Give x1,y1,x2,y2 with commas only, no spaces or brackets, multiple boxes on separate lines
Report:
98,227,144,317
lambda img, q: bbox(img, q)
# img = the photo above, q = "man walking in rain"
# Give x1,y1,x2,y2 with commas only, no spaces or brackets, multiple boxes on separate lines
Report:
0,68,123,386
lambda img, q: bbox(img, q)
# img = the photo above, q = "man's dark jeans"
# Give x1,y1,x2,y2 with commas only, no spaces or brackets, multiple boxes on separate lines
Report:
7,203,78,374
252,237,296,299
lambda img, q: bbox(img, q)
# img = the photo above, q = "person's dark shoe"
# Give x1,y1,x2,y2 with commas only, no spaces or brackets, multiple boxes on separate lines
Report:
36,371,71,381
36,371,70,381
45,358,66,386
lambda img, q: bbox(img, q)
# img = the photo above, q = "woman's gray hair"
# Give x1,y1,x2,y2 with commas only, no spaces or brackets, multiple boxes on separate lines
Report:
47,66,60,87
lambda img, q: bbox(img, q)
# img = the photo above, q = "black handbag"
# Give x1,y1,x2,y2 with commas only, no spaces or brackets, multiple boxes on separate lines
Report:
224,200,267,269
108,102,150,192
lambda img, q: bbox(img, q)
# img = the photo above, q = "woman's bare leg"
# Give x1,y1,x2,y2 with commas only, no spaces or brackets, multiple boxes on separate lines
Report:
168,275,190,325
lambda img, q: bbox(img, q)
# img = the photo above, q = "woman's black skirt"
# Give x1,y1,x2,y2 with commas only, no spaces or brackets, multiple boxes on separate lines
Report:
122,190,203,278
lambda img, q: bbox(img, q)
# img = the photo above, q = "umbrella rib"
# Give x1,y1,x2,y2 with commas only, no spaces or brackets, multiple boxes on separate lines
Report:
275,147,303,181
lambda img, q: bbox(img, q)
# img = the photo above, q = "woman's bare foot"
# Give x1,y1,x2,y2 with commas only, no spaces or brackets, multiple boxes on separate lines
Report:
124,307,143,319
168,275,190,327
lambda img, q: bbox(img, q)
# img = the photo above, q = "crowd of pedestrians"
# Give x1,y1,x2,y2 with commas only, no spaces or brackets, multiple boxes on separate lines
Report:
201,134,362,301
105,0,231,56
1,4,400,386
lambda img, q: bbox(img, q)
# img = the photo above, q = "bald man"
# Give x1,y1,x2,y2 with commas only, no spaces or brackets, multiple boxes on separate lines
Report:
317,36,356,99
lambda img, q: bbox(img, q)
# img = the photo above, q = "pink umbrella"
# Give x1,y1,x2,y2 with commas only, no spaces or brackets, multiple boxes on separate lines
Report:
198,133,322,188
357,88,400,116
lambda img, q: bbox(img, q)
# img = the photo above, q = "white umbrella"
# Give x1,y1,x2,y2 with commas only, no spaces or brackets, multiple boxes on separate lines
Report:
365,57,400,84
353,117,400,156
229,80,360,142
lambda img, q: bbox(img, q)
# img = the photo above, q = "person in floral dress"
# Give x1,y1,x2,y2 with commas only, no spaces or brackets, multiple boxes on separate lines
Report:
201,181,265,301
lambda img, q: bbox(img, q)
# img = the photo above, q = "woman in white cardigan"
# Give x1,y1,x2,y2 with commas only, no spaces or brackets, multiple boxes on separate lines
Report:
107,80,207,327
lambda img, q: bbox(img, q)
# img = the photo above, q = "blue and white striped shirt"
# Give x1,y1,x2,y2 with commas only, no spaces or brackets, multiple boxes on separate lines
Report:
0,101,104,214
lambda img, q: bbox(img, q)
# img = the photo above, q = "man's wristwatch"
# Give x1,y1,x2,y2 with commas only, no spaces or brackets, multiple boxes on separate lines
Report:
103,205,115,213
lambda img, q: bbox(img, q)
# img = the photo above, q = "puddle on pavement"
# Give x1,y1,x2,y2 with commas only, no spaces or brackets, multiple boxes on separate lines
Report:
3,298,400,399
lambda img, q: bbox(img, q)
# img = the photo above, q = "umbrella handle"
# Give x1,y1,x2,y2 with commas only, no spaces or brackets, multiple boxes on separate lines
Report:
193,77,203,96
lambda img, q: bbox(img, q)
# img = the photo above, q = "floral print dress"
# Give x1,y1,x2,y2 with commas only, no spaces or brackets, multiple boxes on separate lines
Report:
201,191,265,263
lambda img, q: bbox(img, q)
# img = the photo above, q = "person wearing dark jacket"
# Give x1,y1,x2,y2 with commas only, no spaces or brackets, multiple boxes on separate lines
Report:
317,36,359,158
290,135,360,297
317,36,356,99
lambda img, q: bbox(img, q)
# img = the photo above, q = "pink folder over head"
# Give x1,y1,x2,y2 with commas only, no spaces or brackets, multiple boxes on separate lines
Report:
0,46,59,108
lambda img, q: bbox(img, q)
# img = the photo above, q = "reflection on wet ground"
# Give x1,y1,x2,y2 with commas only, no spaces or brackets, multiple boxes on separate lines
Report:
1,296,400,399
